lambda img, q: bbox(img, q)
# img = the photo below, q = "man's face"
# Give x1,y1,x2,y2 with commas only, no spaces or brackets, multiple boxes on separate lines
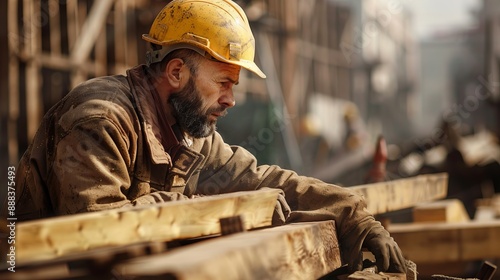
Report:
169,59,240,138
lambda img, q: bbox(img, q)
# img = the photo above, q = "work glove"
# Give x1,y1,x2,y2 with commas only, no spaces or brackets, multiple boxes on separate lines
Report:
262,188,290,226
348,226,407,273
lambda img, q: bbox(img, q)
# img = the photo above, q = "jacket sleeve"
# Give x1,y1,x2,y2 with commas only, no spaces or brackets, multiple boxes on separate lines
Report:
48,116,188,215
196,132,384,264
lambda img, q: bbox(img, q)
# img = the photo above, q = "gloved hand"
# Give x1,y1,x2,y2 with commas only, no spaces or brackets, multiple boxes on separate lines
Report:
362,229,406,273
267,188,291,225
348,224,406,273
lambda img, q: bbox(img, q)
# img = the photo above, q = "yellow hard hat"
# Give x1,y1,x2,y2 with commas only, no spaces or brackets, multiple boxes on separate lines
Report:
142,0,266,78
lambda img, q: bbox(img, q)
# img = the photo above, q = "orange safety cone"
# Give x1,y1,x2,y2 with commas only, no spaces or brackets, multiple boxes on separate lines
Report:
365,135,387,183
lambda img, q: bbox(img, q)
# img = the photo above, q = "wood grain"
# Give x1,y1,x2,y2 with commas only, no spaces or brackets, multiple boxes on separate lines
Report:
388,220,500,263
17,189,280,265
114,221,341,280
412,199,470,223
347,271,406,280
350,173,448,214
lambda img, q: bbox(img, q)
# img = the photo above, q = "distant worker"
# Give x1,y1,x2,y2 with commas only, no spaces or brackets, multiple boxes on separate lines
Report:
8,0,405,273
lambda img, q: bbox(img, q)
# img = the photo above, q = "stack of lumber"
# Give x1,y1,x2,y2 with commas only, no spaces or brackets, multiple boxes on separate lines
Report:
1,174,453,279
350,173,448,215
475,195,500,221
412,199,470,223
387,195,500,279
113,221,341,279
387,192,500,263
389,220,500,264
16,189,281,264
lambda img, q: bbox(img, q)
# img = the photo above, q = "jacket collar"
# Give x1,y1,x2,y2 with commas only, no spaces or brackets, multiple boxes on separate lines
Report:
126,65,177,165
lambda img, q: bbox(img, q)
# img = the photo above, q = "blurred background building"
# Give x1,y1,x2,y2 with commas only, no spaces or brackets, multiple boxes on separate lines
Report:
1,0,500,278
1,0,499,219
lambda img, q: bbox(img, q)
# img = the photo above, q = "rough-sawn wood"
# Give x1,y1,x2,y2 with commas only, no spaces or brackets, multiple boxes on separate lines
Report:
350,173,448,214
388,220,500,263
113,221,341,280
16,189,281,265
412,199,470,223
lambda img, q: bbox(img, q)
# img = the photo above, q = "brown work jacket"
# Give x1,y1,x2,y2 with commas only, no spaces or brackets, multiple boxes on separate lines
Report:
10,65,383,263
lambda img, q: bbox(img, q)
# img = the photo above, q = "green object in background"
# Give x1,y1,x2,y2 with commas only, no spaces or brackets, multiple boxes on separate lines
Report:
217,96,291,170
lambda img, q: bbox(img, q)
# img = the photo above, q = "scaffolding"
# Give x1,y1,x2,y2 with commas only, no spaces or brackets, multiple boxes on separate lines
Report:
0,0,354,189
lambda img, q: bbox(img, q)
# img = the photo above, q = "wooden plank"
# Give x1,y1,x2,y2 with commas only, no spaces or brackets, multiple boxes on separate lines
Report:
0,263,70,280
65,0,78,51
388,220,500,263
349,173,448,214
413,199,470,223
114,0,125,73
17,189,280,265
7,0,20,164
48,0,61,55
70,0,114,64
94,16,107,77
257,31,303,171
113,221,341,280
346,270,406,280
124,1,138,68
335,257,416,280
70,0,115,86
0,241,169,279
459,130,500,166
474,195,500,220
37,53,97,74
25,0,43,141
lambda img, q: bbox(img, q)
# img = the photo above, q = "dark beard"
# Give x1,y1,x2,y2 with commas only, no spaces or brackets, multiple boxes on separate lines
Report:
169,77,224,138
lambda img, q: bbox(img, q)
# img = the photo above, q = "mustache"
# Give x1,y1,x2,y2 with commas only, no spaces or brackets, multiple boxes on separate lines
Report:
207,106,228,117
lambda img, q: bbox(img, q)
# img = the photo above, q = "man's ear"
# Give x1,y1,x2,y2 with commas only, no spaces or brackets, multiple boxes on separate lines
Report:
165,58,185,89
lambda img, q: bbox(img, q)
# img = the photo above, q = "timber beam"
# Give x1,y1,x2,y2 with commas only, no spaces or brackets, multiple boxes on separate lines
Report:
113,221,341,280
388,220,500,263
16,189,280,265
350,173,448,215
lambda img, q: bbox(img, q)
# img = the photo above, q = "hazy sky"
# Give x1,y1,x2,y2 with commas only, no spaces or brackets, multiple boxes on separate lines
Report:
404,0,482,39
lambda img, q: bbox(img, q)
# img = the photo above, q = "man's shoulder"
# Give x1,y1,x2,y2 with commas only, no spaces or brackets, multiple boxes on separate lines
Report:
61,74,134,108
56,74,138,130
71,75,130,98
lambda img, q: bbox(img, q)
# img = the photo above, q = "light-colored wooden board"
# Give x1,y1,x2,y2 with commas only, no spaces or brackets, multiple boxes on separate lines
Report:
336,260,416,280
347,270,406,280
70,0,114,64
70,0,115,87
17,189,280,265
413,199,470,223
388,220,500,263
25,0,43,141
475,195,500,220
350,173,448,214
7,0,20,163
459,130,500,166
113,221,341,280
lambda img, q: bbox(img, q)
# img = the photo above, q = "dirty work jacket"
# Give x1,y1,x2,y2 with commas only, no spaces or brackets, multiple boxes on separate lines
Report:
12,65,384,264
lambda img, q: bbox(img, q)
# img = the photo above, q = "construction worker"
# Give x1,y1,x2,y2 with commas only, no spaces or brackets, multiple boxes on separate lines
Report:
10,0,406,273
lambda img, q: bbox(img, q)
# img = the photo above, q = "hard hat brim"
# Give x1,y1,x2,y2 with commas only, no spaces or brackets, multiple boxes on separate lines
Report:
234,60,266,79
143,34,266,78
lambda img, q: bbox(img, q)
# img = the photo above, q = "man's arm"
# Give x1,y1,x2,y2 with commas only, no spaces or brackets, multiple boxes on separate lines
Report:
196,132,406,272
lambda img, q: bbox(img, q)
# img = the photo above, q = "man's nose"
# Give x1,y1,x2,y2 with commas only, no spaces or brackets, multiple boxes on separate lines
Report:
219,90,236,108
